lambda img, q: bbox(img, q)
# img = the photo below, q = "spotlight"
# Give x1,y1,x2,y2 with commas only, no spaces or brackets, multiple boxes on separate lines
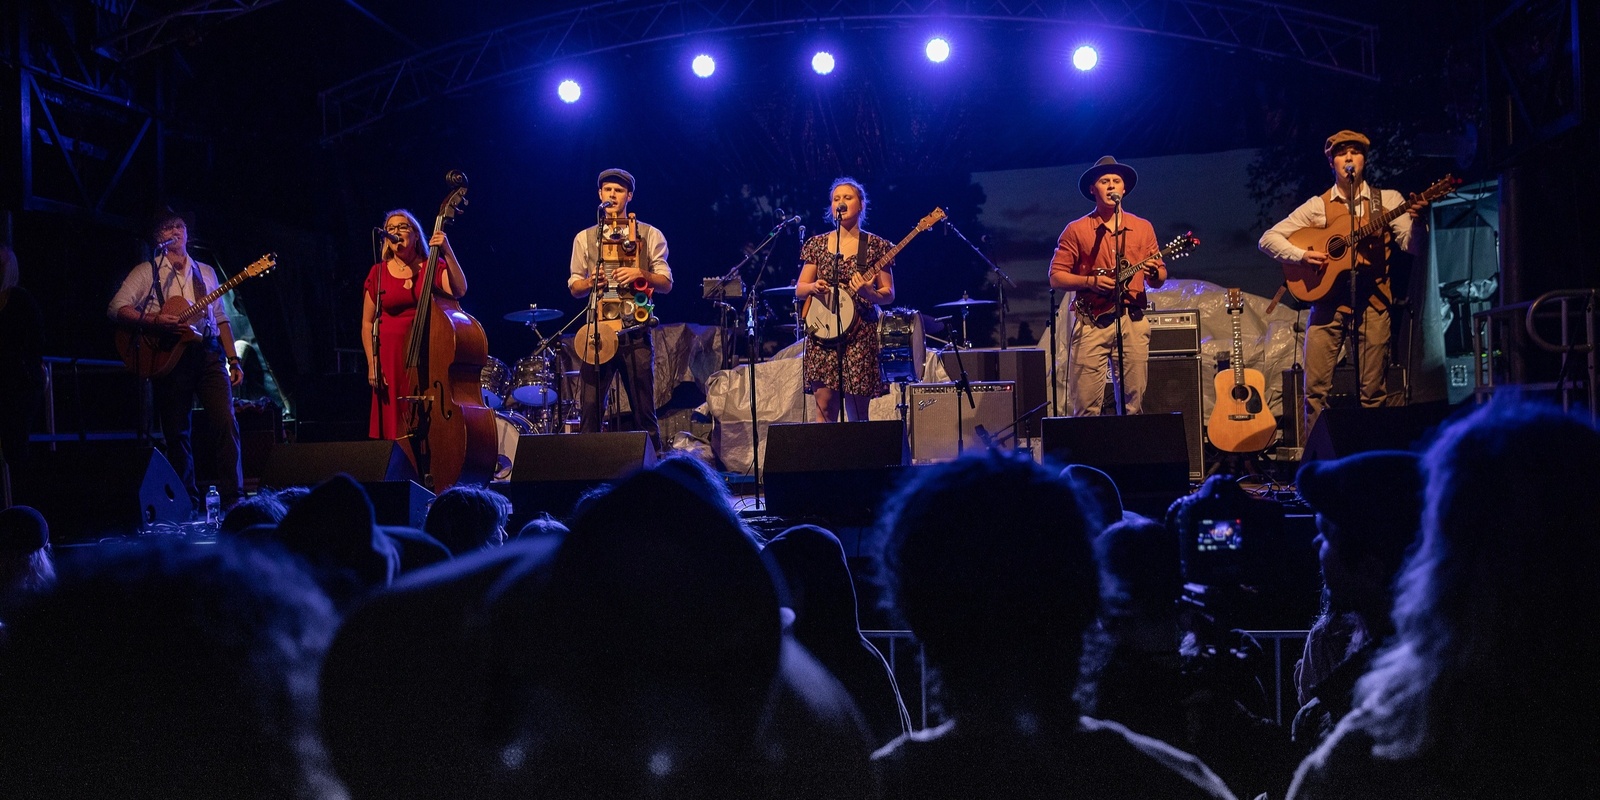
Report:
925,38,950,63
811,51,835,75
557,80,582,103
1072,45,1098,71
692,54,715,78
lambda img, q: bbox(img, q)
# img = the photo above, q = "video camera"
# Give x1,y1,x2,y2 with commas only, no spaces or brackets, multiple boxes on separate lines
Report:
1168,475,1286,588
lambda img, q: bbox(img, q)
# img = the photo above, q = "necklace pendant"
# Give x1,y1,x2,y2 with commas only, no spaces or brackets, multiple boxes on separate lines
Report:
403,278,414,290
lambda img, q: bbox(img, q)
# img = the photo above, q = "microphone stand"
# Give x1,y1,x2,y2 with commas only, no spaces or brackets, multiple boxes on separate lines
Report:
1344,169,1362,409
1049,287,1060,417
831,214,846,422
373,287,385,438
589,204,606,435
715,216,791,491
1110,198,1129,416
944,216,1016,348
946,330,977,456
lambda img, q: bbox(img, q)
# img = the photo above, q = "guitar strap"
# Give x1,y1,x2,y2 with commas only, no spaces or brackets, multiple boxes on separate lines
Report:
856,229,869,273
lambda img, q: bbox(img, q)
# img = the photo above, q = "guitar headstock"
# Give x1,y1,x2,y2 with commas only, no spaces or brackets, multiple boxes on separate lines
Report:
1417,174,1460,204
245,253,278,278
917,207,948,231
1163,231,1200,260
1225,287,1244,313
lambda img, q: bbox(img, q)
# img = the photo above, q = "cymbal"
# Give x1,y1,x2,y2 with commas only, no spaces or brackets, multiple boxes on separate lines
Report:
760,284,800,297
504,308,562,324
933,298,998,309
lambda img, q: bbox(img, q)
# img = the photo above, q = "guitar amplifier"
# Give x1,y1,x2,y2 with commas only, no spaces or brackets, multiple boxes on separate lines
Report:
909,381,1016,464
1147,309,1200,356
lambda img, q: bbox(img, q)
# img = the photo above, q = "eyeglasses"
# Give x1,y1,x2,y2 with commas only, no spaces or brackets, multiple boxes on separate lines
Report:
385,224,414,233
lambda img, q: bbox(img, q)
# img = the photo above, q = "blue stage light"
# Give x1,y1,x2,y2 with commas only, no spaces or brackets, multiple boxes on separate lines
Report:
1072,45,1098,71
692,54,715,78
811,51,835,75
557,80,581,103
925,38,950,63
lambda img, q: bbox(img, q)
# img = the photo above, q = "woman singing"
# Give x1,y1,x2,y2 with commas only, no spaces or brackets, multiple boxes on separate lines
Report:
797,178,896,422
361,209,469,439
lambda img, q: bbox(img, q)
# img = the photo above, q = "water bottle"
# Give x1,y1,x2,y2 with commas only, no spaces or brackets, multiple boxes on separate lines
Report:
205,486,222,527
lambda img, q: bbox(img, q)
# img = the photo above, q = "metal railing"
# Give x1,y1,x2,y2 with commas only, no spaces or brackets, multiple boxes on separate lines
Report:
1473,289,1597,422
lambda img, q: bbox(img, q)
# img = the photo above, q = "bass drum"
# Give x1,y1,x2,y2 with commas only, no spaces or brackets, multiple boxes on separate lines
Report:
479,356,510,409
878,307,926,382
492,410,534,482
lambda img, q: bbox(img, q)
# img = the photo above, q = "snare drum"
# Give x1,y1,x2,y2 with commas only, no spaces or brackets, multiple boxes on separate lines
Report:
492,410,534,482
511,355,558,407
479,356,510,409
878,307,926,382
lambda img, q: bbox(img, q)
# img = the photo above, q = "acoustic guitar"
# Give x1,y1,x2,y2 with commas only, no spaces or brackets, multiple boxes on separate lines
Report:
113,253,277,378
1206,288,1276,453
1279,174,1457,302
802,207,945,344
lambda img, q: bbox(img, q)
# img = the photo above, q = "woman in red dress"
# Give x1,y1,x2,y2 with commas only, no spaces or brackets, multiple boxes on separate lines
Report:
361,209,469,439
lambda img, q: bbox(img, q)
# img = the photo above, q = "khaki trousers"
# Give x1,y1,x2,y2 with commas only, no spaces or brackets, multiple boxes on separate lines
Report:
1303,303,1390,436
1069,314,1151,416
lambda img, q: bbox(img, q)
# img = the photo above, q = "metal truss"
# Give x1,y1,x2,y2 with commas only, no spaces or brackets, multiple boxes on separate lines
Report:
319,0,1378,142
95,0,286,62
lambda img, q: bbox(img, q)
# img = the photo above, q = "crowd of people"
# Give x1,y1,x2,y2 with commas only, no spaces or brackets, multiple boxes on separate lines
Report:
0,394,1594,799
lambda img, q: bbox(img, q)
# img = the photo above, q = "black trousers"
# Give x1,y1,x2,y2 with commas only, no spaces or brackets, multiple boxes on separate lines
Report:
153,340,242,505
578,333,659,450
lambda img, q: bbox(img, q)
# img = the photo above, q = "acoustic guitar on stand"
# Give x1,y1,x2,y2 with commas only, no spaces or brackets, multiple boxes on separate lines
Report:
803,207,945,344
1206,288,1276,453
1279,174,1457,302
114,253,277,378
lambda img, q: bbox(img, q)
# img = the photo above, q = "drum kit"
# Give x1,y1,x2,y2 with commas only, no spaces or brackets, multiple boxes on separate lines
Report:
479,305,583,480
758,284,994,382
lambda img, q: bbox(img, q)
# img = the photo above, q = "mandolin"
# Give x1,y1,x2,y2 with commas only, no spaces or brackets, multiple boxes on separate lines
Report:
1206,288,1277,454
1075,232,1197,321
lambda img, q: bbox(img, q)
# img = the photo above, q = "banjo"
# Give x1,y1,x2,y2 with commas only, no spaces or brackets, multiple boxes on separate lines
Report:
802,207,945,344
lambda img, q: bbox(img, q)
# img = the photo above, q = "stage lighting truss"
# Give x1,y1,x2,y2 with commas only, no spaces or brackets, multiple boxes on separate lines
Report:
319,0,1379,143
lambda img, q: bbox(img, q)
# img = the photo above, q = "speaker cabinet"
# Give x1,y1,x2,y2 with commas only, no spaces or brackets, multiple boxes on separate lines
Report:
1327,364,1409,409
261,441,417,488
763,420,908,525
938,349,1047,437
1304,402,1456,461
908,381,1016,464
1041,414,1191,515
12,447,190,539
1104,355,1204,479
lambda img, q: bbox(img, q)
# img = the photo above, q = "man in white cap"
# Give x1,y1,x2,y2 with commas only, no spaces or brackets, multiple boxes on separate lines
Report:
1259,130,1429,437
568,168,672,450
1049,156,1167,416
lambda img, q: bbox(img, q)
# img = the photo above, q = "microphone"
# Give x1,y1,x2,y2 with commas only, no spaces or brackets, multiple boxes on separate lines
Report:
373,227,400,244
1106,192,1122,205
155,237,177,251
835,202,848,218
600,201,615,209
1344,164,1356,179
974,424,998,449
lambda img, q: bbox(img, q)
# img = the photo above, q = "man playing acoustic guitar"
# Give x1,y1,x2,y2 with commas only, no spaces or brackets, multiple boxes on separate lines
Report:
108,208,244,510
1258,130,1429,436
1050,156,1168,416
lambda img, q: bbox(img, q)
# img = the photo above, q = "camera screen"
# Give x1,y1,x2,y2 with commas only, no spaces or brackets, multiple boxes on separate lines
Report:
1196,518,1244,552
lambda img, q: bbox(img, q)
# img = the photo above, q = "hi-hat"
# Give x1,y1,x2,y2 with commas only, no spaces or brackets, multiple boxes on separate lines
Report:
504,308,562,324
761,284,801,297
933,297,997,309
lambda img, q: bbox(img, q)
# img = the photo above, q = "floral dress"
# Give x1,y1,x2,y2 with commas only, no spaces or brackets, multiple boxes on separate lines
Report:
801,232,893,398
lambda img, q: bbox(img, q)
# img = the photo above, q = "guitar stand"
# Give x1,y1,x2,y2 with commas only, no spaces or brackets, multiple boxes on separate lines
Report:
1206,451,1268,481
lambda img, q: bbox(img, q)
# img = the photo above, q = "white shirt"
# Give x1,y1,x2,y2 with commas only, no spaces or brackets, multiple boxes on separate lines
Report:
107,254,231,337
1258,183,1424,264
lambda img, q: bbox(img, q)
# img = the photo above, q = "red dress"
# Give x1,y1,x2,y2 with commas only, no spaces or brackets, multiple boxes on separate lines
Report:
364,262,450,439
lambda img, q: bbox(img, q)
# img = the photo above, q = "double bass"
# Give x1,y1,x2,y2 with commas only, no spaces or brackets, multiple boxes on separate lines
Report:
401,171,497,489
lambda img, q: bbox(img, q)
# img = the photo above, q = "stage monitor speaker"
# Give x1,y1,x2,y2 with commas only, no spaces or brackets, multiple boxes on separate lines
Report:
12,447,190,539
1148,309,1200,356
908,381,1016,464
1303,402,1456,461
260,441,417,488
1103,355,1204,479
1041,414,1191,515
496,433,659,524
763,420,908,525
938,349,1047,437
509,432,657,482
1327,364,1409,409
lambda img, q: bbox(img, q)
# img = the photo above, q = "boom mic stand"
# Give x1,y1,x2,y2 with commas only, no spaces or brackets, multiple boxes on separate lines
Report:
943,216,1016,348
715,211,795,491
588,203,606,435
1109,196,1129,416
1344,167,1363,410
